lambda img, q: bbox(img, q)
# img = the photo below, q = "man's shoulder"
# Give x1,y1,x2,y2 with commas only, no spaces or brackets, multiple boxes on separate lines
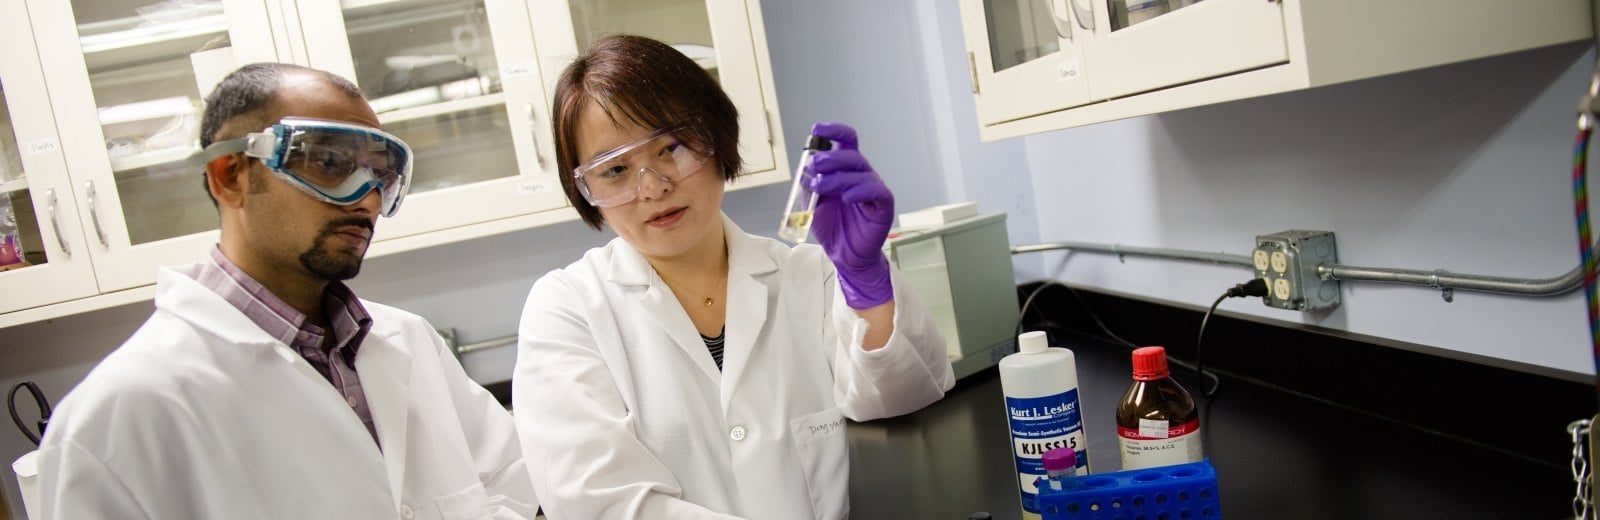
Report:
47,321,215,445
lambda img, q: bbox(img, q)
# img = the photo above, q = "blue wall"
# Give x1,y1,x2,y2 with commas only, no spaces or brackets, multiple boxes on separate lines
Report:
761,0,1596,378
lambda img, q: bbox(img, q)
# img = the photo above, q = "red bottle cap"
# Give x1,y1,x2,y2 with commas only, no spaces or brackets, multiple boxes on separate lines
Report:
1131,346,1169,381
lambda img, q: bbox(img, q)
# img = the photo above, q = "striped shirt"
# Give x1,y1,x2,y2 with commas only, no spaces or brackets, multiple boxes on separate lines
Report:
702,327,726,371
189,247,379,447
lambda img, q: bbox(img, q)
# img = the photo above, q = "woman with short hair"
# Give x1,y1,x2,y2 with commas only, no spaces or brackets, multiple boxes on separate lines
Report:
513,34,954,520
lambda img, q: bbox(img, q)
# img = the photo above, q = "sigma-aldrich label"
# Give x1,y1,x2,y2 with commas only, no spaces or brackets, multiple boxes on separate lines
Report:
1118,418,1202,470
1006,389,1089,515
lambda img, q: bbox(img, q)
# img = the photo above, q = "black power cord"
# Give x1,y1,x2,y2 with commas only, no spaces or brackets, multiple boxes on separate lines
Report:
9,380,52,446
1195,278,1269,399
1014,281,1137,347
1016,281,1225,392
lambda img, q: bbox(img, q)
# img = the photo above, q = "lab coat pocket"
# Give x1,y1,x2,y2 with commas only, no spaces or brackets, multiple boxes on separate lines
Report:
434,481,491,520
789,407,849,520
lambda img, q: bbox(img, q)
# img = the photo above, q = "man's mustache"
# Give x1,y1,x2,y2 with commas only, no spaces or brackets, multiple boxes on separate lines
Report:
320,217,374,235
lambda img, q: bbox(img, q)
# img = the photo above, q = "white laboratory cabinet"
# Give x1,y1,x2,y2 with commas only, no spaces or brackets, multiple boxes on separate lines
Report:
959,0,1594,141
0,0,788,327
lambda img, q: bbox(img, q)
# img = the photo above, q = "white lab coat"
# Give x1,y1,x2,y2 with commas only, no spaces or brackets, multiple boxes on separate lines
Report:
514,215,955,520
34,266,539,519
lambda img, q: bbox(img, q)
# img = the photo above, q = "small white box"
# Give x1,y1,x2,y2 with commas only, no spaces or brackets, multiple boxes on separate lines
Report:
897,202,978,230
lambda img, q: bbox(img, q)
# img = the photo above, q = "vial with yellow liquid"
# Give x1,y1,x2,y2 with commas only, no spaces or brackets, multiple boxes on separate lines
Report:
778,135,834,243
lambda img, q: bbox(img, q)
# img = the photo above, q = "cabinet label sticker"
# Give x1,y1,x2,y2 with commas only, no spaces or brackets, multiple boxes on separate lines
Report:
27,139,59,156
1057,60,1081,82
502,63,537,78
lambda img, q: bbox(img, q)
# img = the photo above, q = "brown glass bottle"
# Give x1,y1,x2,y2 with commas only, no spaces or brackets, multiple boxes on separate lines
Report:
1116,346,1202,470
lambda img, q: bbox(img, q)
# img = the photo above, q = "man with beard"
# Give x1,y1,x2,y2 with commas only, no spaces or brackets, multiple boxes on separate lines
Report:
30,63,539,519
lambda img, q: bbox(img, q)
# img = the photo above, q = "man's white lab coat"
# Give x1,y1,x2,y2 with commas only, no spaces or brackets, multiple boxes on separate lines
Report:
515,215,956,520
33,266,539,519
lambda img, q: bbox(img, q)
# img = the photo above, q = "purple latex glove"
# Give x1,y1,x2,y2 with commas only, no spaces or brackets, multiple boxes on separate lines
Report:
807,122,894,310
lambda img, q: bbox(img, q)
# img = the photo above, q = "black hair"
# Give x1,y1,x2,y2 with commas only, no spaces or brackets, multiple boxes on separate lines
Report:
199,63,363,204
551,34,742,229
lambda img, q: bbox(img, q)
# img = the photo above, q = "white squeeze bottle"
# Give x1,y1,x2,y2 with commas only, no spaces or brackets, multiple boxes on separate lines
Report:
1000,331,1090,520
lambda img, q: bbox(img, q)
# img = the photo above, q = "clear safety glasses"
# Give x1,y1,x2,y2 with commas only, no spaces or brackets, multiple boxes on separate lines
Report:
573,124,711,208
201,117,413,217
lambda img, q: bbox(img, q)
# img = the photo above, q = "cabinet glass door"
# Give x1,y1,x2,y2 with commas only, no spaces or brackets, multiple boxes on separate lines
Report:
1107,0,1204,31
985,0,1061,73
297,0,564,242
25,0,273,291
65,0,231,245
0,0,100,314
1085,0,1286,99
0,88,48,274
567,0,715,58
962,0,1094,125
341,0,518,195
534,0,776,174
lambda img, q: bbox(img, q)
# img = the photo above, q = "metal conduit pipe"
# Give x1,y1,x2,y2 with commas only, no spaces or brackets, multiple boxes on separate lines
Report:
1010,242,1253,267
1012,240,1597,297
1319,263,1582,296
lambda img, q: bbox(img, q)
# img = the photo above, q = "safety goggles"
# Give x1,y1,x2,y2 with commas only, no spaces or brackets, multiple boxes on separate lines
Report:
201,117,413,217
573,123,711,208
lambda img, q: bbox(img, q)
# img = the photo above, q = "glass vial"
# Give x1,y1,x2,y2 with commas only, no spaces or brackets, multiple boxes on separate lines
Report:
777,134,833,243
1116,346,1203,470
1041,448,1078,491
999,331,1090,520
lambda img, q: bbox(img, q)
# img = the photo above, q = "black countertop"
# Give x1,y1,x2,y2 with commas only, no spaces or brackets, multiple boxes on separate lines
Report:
846,331,1572,520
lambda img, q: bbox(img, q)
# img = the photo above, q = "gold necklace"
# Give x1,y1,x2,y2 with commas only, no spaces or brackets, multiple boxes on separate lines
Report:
660,268,726,307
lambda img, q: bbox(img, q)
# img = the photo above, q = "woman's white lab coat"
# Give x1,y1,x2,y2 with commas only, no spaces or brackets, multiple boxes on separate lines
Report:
33,266,539,519
514,215,956,520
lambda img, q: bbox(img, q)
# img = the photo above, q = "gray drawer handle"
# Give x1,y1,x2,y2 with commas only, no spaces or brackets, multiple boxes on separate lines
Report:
1072,0,1095,31
1046,0,1073,40
45,188,70,257
85,180,108,247
526,103,547,169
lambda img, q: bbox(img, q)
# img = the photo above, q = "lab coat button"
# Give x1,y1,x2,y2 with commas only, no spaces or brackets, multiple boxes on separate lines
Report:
346,395,358,407
399,504,414,519
729,426,747,441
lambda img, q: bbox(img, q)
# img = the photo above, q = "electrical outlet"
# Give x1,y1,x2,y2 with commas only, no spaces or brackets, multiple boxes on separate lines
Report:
1253,230,1341,311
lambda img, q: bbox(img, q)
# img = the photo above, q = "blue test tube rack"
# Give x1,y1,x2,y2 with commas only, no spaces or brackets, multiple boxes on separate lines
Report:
1036,459,1222,520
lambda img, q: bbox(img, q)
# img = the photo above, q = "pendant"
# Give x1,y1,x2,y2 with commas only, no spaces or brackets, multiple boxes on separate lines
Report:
703,297,714,307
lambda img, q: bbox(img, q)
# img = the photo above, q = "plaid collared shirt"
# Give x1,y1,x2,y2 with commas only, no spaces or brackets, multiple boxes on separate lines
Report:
189,247,380,448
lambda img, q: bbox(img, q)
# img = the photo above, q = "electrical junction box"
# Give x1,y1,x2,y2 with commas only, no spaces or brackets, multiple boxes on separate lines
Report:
1253,230,1341,311
884,211,1019,379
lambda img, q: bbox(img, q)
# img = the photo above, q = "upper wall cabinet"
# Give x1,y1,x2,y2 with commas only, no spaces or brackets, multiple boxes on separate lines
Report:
0,0,788,328
0,0,99,314
289,0,571,245
526,0,785,179
959,0,1594,141
26,0,278,293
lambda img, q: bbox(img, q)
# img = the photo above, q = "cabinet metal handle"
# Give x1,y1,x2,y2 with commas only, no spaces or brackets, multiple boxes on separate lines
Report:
44,188,70,257
1071,0,1095,31
1047,0,1074,40
525,103,547,169
967,52,980,94
84,180,108,248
